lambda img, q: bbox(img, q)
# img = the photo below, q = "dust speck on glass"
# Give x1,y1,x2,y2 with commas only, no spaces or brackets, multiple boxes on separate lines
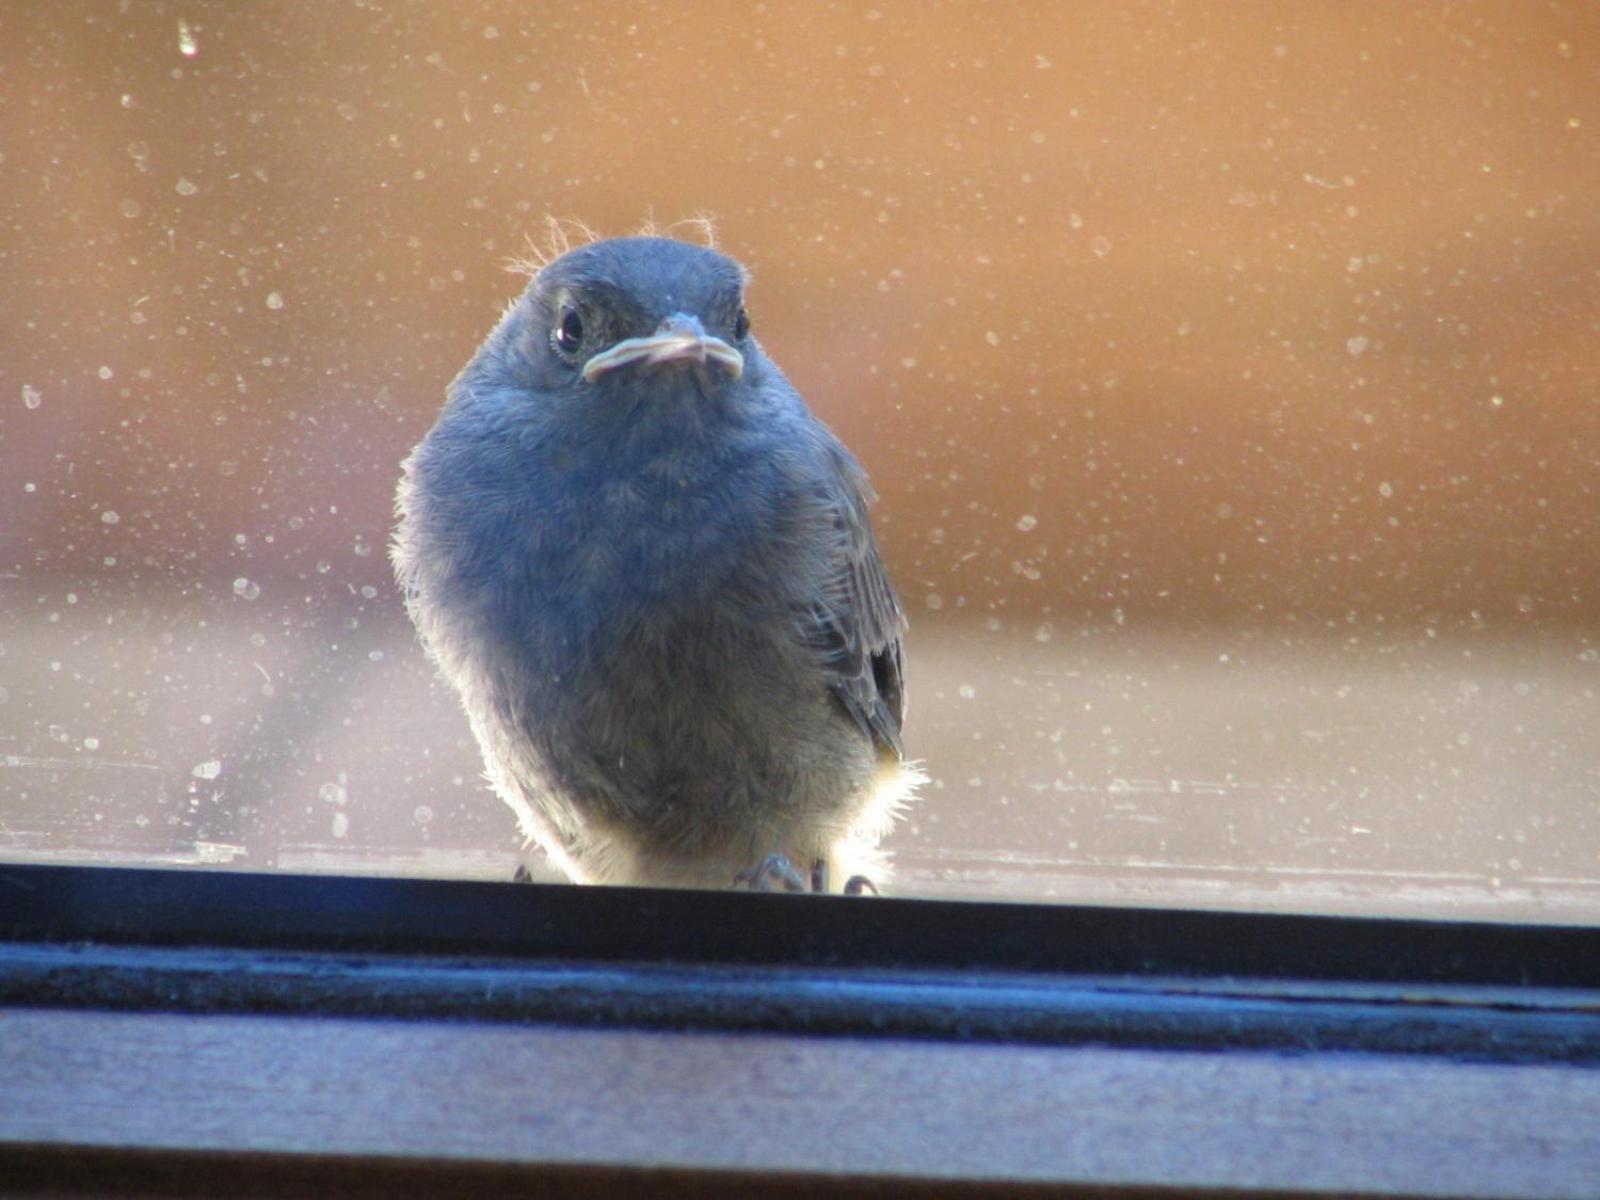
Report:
1,4,1595,923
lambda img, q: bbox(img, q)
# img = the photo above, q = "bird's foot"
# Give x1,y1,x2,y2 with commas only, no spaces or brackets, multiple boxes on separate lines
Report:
809,859,879,895
735,856,881,895
734,853,810,893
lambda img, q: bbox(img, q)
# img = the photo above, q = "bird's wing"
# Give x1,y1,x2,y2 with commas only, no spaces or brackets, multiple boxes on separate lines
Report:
804,452,908,759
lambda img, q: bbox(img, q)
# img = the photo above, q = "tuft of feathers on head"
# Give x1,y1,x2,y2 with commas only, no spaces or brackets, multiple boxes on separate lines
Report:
506,214,727,281
505,215,601,278
635,211,720,249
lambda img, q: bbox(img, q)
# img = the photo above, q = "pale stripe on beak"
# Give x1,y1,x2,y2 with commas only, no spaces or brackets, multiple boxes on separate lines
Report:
581,314,744,383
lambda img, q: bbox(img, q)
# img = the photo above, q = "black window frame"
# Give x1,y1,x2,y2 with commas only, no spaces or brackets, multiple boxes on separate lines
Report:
3,861,1597,1059
4,861,1599,1197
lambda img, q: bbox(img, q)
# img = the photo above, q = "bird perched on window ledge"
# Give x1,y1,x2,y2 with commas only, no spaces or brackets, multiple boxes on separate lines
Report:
393,234,919,893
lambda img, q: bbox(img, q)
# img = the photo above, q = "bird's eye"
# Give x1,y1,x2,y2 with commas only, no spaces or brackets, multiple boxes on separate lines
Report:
733,307,751,341
553,307,585,357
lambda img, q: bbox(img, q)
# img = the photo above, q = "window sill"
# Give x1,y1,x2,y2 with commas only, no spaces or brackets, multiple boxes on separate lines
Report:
3,863,1598,1198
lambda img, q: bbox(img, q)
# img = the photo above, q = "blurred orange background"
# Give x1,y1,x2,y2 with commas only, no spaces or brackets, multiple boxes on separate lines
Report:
2,3,1597,915
4,1,1596,624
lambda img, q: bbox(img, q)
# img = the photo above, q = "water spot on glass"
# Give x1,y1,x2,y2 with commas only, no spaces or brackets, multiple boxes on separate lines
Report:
191,761,222,780
177,18,198,56
232,577,261,600
1090,235,1112,258
265,291,284,310
100,510,121,525
1015,514,1038,532
331,811,350,838
175,177,198,196
1346,335,1370,357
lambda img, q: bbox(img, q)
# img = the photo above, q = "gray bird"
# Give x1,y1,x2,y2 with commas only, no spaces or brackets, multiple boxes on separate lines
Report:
392,236,918,892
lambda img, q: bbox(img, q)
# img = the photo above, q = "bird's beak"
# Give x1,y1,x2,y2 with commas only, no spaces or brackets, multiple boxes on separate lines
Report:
581,313,744,383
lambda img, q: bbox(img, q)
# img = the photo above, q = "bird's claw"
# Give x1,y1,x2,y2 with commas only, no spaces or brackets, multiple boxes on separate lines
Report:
734,855,881,896
812,860,879,895
734,853,810,893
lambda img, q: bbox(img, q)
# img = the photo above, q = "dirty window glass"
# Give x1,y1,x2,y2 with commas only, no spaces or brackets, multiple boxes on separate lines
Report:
3,4,1596,923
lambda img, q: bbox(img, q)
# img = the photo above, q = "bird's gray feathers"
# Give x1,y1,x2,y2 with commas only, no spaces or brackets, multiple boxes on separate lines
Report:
802,449,907,759
393,236,915,889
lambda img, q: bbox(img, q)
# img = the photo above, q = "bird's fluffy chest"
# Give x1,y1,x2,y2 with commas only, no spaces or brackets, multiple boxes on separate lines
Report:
504,438,837,798
493,424,817,686
535,442,771,603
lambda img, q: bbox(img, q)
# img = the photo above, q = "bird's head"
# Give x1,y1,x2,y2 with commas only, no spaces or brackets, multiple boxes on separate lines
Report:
487,237,756,411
